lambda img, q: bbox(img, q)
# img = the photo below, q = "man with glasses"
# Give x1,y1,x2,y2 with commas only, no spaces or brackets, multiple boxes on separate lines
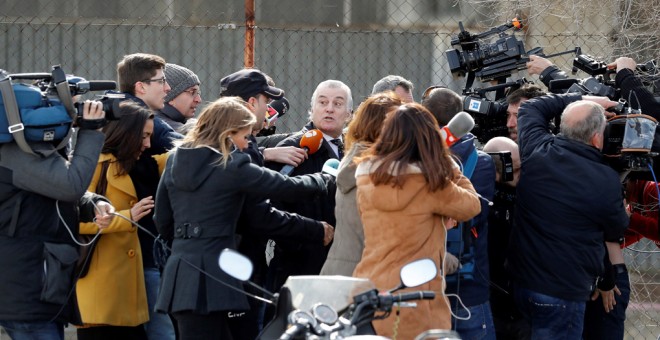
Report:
156,63,202,134
117,53,181,155
116,53,177,340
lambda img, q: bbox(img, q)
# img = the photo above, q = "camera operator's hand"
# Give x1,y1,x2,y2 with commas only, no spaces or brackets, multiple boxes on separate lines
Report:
607,57,636,73
582,95,619,117
94,200,115,231
321,221,334,246
526,55,554,75
80,100,106,131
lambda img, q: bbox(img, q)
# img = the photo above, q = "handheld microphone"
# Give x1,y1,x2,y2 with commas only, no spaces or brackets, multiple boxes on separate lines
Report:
440,111,475,147
322,158,340,177
265,97,290,126
280,129,324,175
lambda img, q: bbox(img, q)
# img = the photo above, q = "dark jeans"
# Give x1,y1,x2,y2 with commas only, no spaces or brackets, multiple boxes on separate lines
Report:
583,264,630,340
452,301,497,340
0,320,63,340
76,325,147,340
514,285,586,340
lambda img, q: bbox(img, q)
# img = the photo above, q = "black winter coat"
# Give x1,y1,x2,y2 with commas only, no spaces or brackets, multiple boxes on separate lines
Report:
0,130,105,324
508,94,629,301
154,146,328,314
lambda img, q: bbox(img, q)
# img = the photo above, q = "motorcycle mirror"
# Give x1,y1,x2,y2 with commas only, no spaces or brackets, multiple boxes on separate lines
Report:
400,258,437,288
218,248,253,281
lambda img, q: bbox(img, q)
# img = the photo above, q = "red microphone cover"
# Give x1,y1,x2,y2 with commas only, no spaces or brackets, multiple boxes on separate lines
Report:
300,129,324,155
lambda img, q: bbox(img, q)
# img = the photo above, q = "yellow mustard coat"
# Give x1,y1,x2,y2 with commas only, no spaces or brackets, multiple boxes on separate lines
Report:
76,153,167,326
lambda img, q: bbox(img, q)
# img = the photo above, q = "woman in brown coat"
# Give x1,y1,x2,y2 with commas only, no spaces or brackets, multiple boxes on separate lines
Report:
321,92,402,276
353,103,481,339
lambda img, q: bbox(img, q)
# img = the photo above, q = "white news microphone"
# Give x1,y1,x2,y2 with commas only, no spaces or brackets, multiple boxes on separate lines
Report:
440,111,475,147
322,158,340,177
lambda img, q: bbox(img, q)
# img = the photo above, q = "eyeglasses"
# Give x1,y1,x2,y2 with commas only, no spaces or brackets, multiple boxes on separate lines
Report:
421,85,448,101
141,77,167,85
184,88,202,98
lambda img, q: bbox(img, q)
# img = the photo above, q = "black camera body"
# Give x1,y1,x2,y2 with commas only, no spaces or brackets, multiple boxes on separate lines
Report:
462,94,509,144
446,20,529,83
73,93,125,121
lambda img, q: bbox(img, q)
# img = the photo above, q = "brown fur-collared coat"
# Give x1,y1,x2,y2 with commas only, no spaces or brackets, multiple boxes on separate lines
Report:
353,160,481,339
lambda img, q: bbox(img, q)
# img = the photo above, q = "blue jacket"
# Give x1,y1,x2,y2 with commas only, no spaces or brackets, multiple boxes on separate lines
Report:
508,94,629,301
444,133,496,307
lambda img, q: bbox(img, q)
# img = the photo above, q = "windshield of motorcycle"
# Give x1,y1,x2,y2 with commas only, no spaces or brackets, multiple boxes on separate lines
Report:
283,276,375,312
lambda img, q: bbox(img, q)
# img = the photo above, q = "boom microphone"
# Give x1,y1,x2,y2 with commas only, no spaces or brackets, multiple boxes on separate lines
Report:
440,111,475,147
280,129,324,175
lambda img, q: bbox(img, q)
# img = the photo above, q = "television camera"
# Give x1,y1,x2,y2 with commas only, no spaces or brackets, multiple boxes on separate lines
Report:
8,65,122,120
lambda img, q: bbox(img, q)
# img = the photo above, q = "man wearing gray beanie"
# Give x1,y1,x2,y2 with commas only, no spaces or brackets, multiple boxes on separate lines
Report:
156,63,202,133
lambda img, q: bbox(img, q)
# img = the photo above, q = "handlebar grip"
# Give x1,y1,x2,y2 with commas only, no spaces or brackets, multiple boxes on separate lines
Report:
393,291,436,302
278,322,307,340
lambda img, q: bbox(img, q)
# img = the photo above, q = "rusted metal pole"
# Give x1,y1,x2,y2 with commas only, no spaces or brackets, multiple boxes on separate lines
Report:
244,0,255,68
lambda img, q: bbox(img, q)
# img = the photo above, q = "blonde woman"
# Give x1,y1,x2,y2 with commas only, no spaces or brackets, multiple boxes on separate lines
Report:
154,97,329,339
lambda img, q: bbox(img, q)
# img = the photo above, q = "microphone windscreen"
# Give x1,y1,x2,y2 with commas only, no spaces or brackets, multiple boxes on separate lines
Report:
446,111,475,139
300,129,324,155
322,158,340,177
269,97,290,118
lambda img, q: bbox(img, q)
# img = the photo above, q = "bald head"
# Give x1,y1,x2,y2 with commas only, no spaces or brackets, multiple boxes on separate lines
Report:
484,136,521,186
560,100,606,148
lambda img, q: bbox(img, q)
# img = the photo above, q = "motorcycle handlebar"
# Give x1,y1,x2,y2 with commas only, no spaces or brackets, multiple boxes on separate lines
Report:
392,291,436,303
278,322,308,340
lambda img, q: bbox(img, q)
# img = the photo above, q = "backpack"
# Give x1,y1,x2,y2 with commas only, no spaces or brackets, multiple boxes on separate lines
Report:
445,149,478,285
0,72,76,156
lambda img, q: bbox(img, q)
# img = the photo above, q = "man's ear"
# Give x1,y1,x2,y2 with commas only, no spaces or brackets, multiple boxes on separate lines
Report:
134,82,146,95
246,96,258,110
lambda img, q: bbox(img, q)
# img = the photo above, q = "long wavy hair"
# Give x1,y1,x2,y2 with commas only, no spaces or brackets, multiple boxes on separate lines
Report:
101,101,154,176
344,91,402,151
358,103,456,191
179,96,255,167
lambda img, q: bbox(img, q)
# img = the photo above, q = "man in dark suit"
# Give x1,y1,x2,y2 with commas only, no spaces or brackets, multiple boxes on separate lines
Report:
265,79,353,292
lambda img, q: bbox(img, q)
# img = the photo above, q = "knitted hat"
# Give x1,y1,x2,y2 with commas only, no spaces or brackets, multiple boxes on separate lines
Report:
164,63,200,103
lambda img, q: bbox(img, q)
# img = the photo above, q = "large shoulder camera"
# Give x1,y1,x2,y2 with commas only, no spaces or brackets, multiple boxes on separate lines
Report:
0,65,118,150
446,19,530,86
9,66,122,121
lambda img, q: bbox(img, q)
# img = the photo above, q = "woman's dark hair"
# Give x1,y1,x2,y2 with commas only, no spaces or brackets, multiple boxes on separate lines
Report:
102,101,154,176
360,103,456,191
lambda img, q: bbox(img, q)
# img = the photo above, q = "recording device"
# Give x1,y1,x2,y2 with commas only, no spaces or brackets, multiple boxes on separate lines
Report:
461,79,531,144
258,97,290,137
548,51,619,99
280,129,324,176
267,97,290,121
486,151,514,183
322,158,340,177
441,111,475,147
9,66,120,120
446,18,530,88
602,99,658,171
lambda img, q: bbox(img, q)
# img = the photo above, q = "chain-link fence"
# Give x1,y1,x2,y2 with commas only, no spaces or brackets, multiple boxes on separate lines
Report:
1,0,659,338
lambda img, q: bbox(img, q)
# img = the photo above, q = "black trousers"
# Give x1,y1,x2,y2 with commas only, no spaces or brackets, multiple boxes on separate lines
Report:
173,311,233,340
